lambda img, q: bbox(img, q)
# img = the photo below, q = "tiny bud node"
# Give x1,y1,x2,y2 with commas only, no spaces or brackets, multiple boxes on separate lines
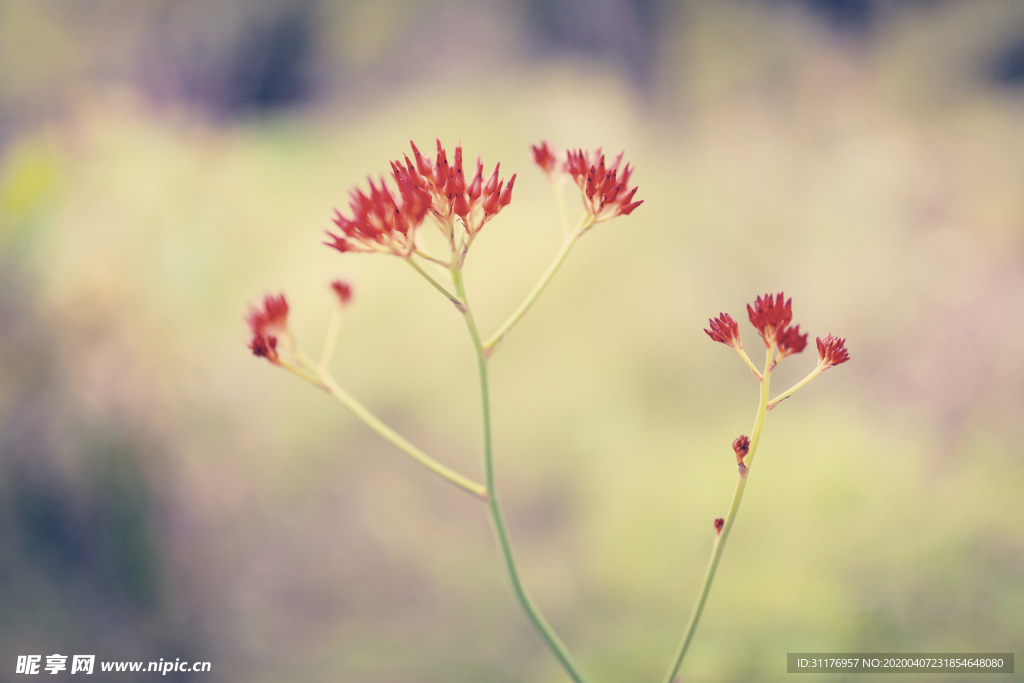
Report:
331,280,353,306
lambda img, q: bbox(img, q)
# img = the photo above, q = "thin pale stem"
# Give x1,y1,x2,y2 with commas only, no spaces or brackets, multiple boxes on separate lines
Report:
282,358,326,386
407,257,461,305
288,348,486,500
413,246,452,268
318,305,343,372
482,218,591,355
768,364,824,409
452,266,591,683
551,177,572,235
662,344,775,683
319,372,488,501
733,346,763,380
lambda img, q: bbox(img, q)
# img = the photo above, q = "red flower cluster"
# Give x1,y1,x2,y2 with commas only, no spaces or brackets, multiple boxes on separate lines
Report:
248,294,289,365
714,517,725,535
531,142,559,176
776,324,808,359
746,292,794,348
327,140,515,256
705,312,742,349
530,142,642,222
707,292,815,361
816,334,850,368
565,148,642,221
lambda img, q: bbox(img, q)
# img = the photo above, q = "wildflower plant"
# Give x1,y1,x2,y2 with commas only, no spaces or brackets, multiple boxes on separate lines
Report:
247,139,847,682
661,295,849,682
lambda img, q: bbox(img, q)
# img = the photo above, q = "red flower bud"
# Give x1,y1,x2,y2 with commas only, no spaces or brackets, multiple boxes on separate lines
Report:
531,141,560,175
433,139,449,188
467,158,483,202
247,294,289,365
732,435,750,463
330,280,352,306
410,140,432,176
484,163,500,194
499,173,516,207
453,191,471,218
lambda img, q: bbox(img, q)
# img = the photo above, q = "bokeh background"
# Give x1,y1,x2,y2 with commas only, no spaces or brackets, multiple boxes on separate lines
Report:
2,1,1023,681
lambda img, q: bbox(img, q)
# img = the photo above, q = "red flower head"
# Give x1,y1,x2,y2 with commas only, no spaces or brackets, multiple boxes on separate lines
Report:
714,517,725,536
746,292,793,348
531,141,560,177
816,334,850,368
330,280,353,306
326,173,430,256
247,294,290,365
776,324,808,359
704,312,742,349
564,147,642,222
327,140,515,257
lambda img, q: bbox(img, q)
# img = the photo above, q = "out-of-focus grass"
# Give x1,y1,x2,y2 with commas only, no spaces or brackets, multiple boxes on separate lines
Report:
2,2,1024,682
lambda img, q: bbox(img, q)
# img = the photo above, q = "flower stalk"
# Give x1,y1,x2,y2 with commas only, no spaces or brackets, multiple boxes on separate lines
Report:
407,256,461,305
735,346,764,380
452,263,591,683
250,138,648,681
665,296,849,681
768,365,823,410
318,371,488,500
246,139,882,683
662,344,774,683
248,288,487,500
247,138,855,681
483,217,591,355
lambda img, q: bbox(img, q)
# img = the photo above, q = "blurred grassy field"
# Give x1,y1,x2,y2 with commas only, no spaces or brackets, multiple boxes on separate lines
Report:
2,1,1024,682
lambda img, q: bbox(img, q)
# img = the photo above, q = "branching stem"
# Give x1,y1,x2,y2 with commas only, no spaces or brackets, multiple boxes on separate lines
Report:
662,344,775,683
483,216,592,355
285,350,486,500
452,265,591,683
407,257,461,304
317,373,488,500
318,305,343,372
768,365,824,409
734,346,764,380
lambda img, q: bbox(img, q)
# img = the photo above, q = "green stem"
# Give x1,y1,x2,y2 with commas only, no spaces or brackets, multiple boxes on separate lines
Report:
768,364,823,409
318,304,343,372
662,344,775,683
483,222,589,354
551,177,572,234
407,257,461,305
318,372,488,501
452,266,591,683
733,346,763,380
413,246,452,268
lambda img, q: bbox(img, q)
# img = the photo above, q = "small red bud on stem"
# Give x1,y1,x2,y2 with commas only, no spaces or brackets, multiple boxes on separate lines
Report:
331,280,353,306
732,435,750,463
733,434,750,477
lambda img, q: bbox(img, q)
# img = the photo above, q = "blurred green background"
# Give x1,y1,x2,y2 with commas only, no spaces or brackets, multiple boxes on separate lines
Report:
2,1,1023,681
